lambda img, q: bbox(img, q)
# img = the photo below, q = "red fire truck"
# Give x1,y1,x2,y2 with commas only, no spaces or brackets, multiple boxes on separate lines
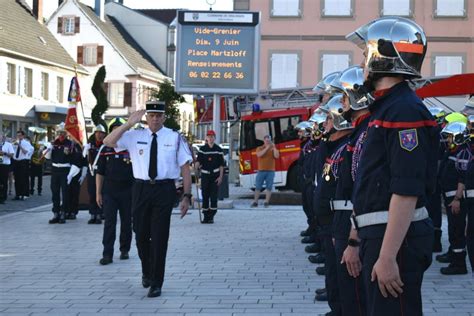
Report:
237,88,320,191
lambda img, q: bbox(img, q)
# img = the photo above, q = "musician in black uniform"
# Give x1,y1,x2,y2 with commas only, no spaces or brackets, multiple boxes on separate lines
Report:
347,17,438,315
195,130,224,224
84,124,107,224
96,117,133,265
46,123,72,224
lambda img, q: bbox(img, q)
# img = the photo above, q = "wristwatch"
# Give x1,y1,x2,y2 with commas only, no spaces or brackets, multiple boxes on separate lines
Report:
183,193,193,200
348,238,360,247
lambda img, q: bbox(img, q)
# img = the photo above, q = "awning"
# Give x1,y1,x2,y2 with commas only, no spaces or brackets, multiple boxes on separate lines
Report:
35,105,68,115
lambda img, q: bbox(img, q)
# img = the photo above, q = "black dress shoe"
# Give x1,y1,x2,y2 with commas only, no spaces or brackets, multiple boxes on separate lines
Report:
69,214,77,220
305,243,321,254
315,291,328,301
99,257,113,265
94,217,102,224
147,286,161,298
58,213,66,224
301,236,316,244
316,266,326,276
308,254,326,264
88,215,96,224
13,196,21,201
315,288,326,295
49,213,60,224
142,275,151,288
436,250,453,263
120,252,129,260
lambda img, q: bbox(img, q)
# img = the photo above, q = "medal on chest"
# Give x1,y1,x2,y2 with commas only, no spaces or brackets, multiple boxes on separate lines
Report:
323,163,331,182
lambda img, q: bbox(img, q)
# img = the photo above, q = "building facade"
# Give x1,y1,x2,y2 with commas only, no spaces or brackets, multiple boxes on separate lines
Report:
234,0,473,91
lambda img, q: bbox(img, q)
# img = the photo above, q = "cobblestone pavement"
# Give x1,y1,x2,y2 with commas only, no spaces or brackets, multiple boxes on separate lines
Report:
0,197,473,315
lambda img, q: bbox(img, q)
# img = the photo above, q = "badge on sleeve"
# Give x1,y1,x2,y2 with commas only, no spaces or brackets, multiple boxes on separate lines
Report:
399,129,418,152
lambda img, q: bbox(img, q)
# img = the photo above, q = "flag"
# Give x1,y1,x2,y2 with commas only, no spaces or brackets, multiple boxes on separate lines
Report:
65,76,84,146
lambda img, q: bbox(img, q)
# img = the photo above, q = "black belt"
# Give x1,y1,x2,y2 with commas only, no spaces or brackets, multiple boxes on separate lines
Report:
135,179,174,185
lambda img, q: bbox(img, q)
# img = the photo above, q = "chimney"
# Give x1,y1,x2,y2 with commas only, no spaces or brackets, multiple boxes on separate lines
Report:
95,0,105,21
32,0,43,24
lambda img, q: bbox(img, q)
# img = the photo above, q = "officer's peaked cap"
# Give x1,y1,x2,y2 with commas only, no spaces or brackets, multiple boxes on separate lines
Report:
146,100,166,113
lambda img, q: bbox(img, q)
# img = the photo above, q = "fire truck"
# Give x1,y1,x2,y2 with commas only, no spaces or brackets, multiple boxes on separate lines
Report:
237,88,320,191
237,73,474,192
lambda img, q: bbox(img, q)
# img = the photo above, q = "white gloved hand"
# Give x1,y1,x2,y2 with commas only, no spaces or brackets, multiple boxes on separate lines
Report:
67,165,80,185
79,166,88,185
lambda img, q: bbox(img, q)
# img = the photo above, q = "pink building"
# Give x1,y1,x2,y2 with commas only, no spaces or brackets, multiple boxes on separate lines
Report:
234,0,474,90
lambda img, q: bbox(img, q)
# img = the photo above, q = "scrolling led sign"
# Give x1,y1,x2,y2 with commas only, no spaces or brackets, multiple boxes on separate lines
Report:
176,11,260,94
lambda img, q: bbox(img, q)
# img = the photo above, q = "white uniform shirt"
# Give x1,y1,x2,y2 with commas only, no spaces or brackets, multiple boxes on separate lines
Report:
117,127,192,180
12,139,34,161
0,141,15,165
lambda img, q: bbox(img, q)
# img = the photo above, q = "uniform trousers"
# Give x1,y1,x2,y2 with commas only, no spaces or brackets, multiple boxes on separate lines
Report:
0,164,10,202
13,160,29,197
102,187,132,258
359,219,433,316
87,173,102,216
320,225,341,316
133,180,175,288
201,173,218,210
444,196,467,251
301,181,314,225
426,183,442,230
67,174,81,215
466,198,474,271
30,163,43,194
51,168,69,214
334,238,365,316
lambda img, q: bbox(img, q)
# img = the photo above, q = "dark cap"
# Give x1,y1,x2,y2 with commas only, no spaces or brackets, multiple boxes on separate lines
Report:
146,100,165,113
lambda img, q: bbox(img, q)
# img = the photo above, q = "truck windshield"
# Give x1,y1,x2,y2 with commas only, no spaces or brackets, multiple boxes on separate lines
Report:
239,115,300,151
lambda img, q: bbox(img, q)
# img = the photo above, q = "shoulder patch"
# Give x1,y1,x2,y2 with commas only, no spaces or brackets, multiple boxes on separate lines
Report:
399,129,418,152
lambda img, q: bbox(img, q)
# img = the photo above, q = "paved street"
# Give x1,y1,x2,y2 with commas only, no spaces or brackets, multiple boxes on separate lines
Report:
0,192,473,315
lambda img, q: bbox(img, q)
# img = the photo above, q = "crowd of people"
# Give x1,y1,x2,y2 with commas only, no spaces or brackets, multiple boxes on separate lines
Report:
293,16,474,316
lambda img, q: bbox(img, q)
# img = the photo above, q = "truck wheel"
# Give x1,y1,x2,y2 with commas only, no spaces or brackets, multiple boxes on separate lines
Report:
287,166,301,192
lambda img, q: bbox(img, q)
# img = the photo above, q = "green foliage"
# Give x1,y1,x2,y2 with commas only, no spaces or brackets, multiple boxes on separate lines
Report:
152,80,185,131
91,66,108,134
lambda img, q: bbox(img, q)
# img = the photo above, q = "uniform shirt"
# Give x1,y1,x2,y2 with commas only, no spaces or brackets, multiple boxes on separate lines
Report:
352,81,439,217
463,148,474,191
117,127,192,180
332,114,370,240
439,144,471,193
51,138,74,165
196,143,224,173
83,141,103,176
313,136,349,223
0,141,15,165
70,142,86,169
302,140,320,183
12,139,34,161
97,146,134,193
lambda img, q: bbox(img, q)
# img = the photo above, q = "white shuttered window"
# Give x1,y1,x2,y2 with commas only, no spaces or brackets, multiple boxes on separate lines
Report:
323,0,351,16
321,54,350,78
271,53,298,89
382,0,410,16
272,0,300,16
436,0,465,16
434,56,463,76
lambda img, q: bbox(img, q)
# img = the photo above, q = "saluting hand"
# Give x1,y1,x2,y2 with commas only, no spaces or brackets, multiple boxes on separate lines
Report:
127,109,146,126
371,256,404,298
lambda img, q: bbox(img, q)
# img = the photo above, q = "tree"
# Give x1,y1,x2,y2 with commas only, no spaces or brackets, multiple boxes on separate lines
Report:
91,66,108,133
152,80,185,131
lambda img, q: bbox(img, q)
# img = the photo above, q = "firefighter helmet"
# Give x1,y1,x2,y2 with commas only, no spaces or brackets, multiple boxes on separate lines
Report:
319,94,353,131
313,71,342,96
427,107,447,125
295,121,313,138
346,16,427,78
108,117,126,131
329,66,372,112
93,124,107,134
441,121,470,146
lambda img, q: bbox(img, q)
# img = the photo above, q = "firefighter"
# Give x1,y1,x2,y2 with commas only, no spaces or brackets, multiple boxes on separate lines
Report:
66,139,87,220
46,123,72,224
438,117,470,275
84,124,107,224
313,94,352,314
96,117,133,265
347,17,438,315
426,107,448,253
328,65,371,316
464,114,474,273
195,130,225,224
436,113,468,264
